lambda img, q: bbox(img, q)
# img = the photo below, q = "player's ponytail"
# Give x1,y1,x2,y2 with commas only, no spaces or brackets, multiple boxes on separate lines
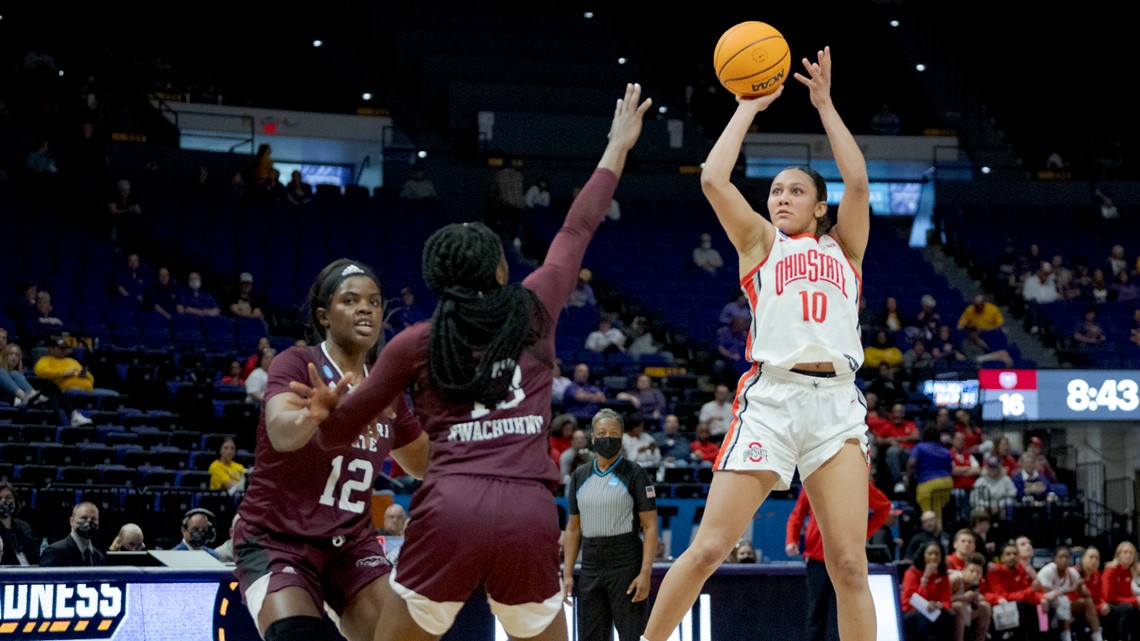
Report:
421,222,549,405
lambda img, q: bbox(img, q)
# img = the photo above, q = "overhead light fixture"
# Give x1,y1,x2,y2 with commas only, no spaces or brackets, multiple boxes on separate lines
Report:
362,92,372,101
313,40,323,48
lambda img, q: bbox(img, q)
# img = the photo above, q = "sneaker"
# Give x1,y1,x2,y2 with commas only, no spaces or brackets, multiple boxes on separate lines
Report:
27,390,44,405
893,481,906,494
13,397,22,408
70,411,93,426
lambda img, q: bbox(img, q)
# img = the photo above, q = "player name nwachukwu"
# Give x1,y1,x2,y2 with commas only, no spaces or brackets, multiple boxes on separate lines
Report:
447,415,545,442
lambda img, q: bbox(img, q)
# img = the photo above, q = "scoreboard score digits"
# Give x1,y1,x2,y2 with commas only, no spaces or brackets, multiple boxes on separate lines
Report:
980,369,1140,421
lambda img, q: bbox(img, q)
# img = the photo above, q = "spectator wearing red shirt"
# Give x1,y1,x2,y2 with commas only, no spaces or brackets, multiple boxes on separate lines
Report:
1074,546,1113,641
901,541,955,641
949,432,980,491
1101,541,1139,638
952,409,985,453
548,413,577,468
980,542,1040,641
689,424,720,468
945,528,976,571
992,436,1021,479
873,403,920,493
786,480,891,641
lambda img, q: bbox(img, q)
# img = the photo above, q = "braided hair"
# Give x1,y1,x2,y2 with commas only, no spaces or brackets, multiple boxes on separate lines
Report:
422,222,548,406
303,258,384,359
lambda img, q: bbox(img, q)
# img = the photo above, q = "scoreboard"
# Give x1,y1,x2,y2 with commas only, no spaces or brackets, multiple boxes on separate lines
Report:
979,369,1140,422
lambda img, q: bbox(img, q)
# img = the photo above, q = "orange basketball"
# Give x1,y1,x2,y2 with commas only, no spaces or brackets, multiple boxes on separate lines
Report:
713,21,791,97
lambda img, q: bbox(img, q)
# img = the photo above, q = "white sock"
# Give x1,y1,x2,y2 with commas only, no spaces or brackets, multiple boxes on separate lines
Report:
1060,631,1071,641
1092,630,1103,641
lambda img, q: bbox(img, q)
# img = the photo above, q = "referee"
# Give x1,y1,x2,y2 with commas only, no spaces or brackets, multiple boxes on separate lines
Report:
563,408,659,641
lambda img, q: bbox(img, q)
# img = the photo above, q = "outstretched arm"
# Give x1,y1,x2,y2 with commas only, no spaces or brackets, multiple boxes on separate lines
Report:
700,87,783,267
524,83,652,316
796,46,870,265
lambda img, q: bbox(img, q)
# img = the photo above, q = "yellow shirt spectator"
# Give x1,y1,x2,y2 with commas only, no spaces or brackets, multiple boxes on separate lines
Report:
33,341,94,391
209,459,246,491
863,330,904,369
956,297,1005,331
209,437,246,491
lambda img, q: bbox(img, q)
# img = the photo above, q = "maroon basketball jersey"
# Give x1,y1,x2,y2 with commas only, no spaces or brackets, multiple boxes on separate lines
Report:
238,344,422,539
318,168,620,491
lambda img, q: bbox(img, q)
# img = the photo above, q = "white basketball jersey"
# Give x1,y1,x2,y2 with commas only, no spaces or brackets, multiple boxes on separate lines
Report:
742,231,863,372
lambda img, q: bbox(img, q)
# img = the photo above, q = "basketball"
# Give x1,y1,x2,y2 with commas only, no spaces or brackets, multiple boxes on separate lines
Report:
713,21,791,98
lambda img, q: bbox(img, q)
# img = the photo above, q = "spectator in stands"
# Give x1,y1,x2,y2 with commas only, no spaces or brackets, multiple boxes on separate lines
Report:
379,505,408,537
208,437,247,493
559,427,593,484
549,413,577,469
622,415,661,471
1011,451,1050,502
40,502,103,567
878,296,906,334
904,510,951,561
1023,436,1058,485
244,347,275,404
242,337,271,380
147,266,180,320
698,384,734,442
915,294,942,331
957,294,1005,332
177,272,221,316
617,374,668,423
970,455,1017,518
959,326,1014,368
24,290,71,346
689,423,720,469
899,541,955,641
945,528,975,571
1022,261,1059,335
714,315,750,384
1034,545,1101,641
931,325,969,371
1105,244,1129,279
870,103,902,135
398,163,440,203
1073,307,1107,350
389,287,428,334
951,410,983,453
719,292,751,327
25,139,60,180
1,342,42,407
1051,254,1074,297
1014,536,1038,581
1076,546,1109,626
524,177,550,211
864,329,903,370
873,402,920,493
992,435,1021,478
1088,269,1110,305
563,362,608,420
227,272,267,322
865,362,907,409
220,360,245,387
283,170,313,208
949,431,980,492
552,358,572,405
623,314,662,359
106,177,144,247
1130,308,1140,346
655,415,692,468
1100,542,1138,640
968,510,996,558
692,232,724,275
6,282,39,328
108,523,145,552
585,314,627,354
981,542,1041,639
1111,269,1140,303
858,295,877,340
902,338,936,384
950,553,992,641
907,425,954,528
0,481,38,566
1066,259,1092,300
172,510,219,558
566,268,597,309
114,252,149,309
34,337,94,393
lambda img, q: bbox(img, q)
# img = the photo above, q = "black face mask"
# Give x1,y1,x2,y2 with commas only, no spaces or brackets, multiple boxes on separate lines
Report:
592,437,623,459
75,521,98,540
0,500,15,518
188,530,213,548
736,554,757,564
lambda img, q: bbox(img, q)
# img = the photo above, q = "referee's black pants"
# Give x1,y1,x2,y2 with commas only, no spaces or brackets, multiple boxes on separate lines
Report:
578,533,646,641
805,557,840,641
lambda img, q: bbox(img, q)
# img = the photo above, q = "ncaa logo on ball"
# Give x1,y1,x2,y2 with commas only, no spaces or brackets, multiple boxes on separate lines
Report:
750,49,770,64
752,70,785,93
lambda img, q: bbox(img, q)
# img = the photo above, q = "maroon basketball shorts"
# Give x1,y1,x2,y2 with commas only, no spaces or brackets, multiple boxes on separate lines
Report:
390,474,563,637
233,519,391,634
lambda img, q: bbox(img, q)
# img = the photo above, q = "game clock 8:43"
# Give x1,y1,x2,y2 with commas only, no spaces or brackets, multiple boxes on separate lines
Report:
1066,377,1140,412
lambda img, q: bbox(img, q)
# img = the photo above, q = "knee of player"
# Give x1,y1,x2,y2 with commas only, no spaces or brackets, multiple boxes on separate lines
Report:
688,535,738,571
823,552,868,590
